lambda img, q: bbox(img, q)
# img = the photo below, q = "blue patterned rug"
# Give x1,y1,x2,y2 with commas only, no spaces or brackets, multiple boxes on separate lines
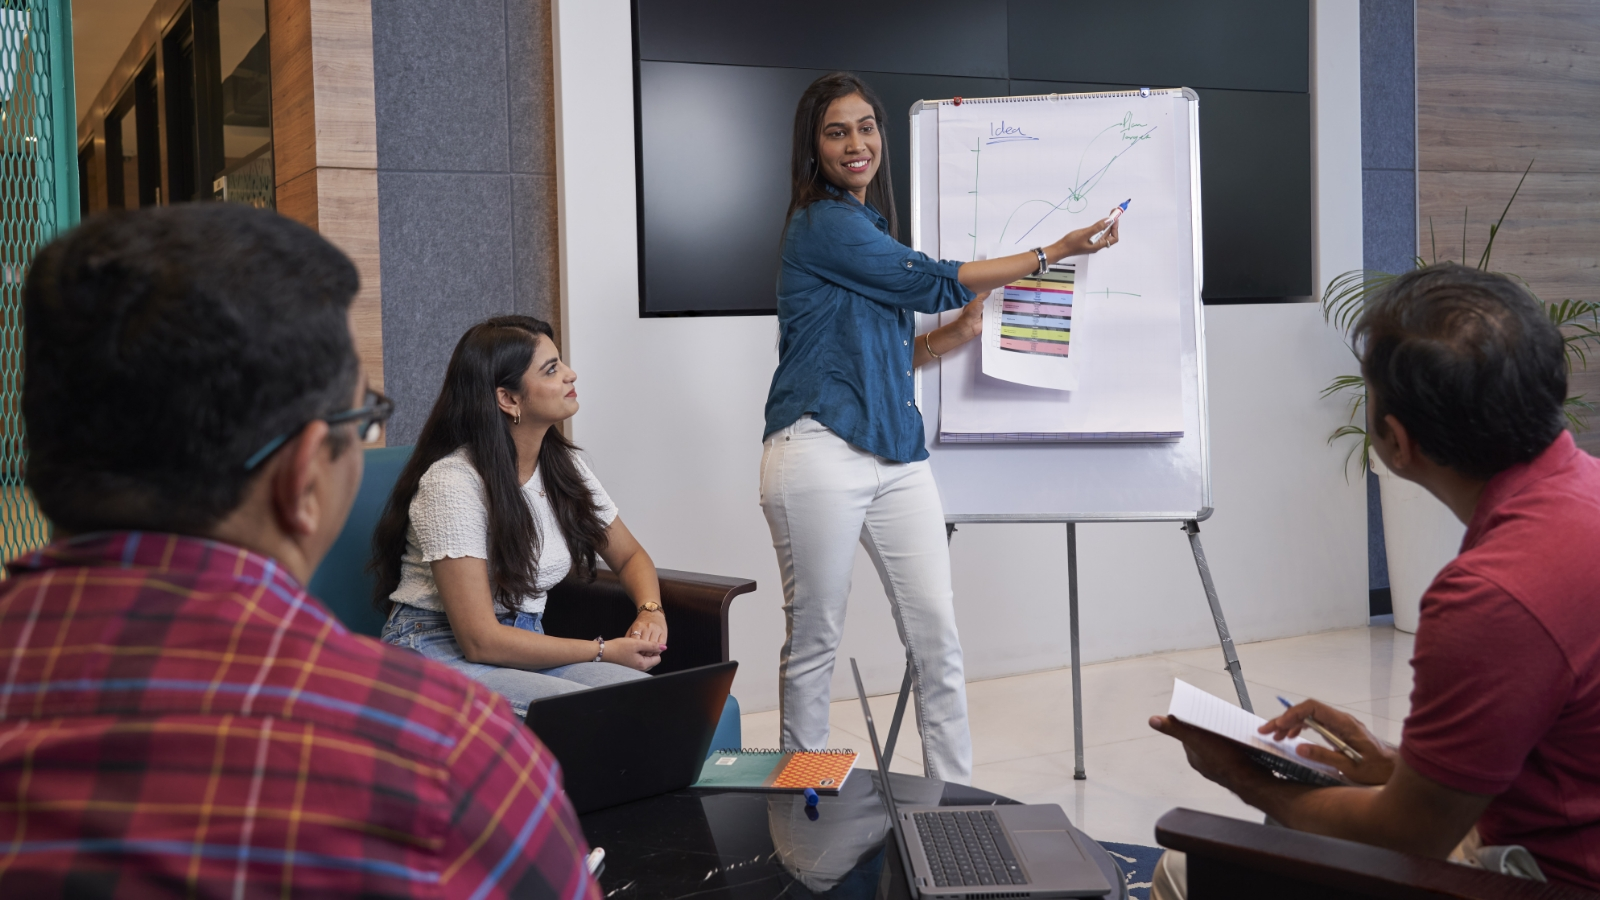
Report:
1097,841,1164,899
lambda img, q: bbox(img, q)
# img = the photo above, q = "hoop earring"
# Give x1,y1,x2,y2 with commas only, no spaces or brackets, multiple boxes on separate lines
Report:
513,410,521,425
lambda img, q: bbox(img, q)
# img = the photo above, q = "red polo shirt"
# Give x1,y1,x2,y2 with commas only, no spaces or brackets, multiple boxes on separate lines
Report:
1401,432,1600,890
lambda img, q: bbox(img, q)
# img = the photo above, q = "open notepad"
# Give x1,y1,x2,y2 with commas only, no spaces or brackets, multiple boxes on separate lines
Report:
1168,680,1351,788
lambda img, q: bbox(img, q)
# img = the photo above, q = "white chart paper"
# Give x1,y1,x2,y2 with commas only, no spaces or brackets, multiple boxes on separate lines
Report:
936,95,1186,437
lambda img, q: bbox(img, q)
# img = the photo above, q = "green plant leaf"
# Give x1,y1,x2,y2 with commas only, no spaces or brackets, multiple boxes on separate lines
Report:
1477,161,1534,271
1566,395,1594,433
1320,269,1399,336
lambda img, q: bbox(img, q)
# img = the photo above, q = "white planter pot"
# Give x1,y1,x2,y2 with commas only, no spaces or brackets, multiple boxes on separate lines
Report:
1372,456,1467,633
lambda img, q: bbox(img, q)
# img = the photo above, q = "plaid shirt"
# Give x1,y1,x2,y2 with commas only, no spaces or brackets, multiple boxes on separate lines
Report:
0,532,602,899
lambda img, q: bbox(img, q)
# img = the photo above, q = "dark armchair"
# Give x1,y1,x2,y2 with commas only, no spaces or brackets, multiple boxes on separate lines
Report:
543,568,754,675
1155,808,1599,899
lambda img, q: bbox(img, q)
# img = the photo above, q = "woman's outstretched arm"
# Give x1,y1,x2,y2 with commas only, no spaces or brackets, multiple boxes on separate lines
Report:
597,516,667,645
431,556,665,670
956,215,1120,295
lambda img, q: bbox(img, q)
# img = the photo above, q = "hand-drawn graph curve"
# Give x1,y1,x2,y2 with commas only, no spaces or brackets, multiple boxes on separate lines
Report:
961,111,1157,258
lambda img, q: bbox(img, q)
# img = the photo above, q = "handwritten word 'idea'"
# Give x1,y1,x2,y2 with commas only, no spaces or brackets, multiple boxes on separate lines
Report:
986,121,1039,145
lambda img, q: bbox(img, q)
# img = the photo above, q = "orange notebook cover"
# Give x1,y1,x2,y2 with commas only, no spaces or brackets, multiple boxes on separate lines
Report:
693,748,857,794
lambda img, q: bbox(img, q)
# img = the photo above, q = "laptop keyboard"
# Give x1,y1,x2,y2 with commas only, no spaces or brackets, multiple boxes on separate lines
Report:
913,810,1027,887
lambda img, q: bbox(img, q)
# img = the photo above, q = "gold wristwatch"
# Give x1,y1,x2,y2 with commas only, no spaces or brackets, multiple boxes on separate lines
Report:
637,601,663,614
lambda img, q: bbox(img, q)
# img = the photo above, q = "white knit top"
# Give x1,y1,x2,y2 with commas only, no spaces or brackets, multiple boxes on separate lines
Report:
388,447,618,614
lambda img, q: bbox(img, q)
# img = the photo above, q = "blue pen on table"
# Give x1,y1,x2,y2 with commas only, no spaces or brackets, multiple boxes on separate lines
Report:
1277,696,1363,763
1090,199,1131,243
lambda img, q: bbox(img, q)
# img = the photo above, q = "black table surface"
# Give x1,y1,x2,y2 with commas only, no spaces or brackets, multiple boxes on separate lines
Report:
579,770,1128,900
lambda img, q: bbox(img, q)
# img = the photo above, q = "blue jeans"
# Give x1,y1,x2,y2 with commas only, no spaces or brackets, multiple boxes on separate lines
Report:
381,603,647,717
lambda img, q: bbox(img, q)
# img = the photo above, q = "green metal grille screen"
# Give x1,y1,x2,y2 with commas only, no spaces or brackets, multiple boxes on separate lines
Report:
0,0,75,564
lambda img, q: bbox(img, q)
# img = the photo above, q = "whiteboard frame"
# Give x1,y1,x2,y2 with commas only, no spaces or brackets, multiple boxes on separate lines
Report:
910,88,1213,524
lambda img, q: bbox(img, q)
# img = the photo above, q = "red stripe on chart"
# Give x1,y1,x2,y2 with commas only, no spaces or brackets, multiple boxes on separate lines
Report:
1003,300,1073,317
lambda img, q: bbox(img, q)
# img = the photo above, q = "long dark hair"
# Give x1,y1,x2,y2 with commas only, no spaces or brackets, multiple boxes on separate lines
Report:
785,72,898,241
370,315,609,614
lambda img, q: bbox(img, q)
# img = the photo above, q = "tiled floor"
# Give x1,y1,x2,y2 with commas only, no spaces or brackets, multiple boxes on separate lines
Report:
742,620,1415,847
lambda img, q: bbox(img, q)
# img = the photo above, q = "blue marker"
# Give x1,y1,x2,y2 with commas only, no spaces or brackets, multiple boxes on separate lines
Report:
1091,199,1131,243
804,788,819,807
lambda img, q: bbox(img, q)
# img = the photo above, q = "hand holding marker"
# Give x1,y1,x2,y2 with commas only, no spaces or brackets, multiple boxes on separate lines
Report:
1091,199,1131,244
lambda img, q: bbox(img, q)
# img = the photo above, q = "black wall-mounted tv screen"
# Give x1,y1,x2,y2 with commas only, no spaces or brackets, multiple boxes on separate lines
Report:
633,0,1311,316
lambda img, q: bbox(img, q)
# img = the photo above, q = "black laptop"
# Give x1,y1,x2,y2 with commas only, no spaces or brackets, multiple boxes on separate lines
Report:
524,660,737,814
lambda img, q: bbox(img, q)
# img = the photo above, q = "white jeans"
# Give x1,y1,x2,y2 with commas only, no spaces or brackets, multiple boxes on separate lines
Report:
760,416,973,784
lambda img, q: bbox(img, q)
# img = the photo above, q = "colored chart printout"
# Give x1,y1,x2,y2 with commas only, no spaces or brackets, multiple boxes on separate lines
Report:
979,262,1080,391
999,267,1074,357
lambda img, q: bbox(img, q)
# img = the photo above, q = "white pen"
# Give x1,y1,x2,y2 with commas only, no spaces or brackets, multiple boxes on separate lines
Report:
1091,199,1131,243
586,846,606,875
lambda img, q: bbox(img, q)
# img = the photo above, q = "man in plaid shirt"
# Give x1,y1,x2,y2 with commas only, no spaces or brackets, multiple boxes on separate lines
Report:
0,205,602,899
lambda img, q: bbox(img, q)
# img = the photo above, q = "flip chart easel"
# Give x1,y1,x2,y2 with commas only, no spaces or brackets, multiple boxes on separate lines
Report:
879,89,1251,780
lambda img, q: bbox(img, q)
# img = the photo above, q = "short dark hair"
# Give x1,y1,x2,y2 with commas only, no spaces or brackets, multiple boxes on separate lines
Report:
1354,262,1566,479
24,204,361,534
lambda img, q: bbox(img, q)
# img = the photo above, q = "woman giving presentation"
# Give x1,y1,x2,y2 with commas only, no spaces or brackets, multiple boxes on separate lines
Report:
761,72,1123,782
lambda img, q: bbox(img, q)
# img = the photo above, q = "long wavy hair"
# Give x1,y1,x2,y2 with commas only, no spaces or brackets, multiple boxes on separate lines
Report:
785,71,898,241
370,316,609,614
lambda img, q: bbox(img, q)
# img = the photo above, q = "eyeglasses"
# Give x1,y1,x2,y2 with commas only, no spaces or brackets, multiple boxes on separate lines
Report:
244,389,396,471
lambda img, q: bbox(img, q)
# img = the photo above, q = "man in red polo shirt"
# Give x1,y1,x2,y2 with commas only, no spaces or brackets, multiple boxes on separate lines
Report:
1151,263,1600,893
0,205,601,898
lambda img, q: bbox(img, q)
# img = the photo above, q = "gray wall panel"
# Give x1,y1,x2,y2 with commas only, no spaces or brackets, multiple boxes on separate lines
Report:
512,173,560,321
1362,167,1418,276
1360,0,1417,171
508,0,556,175
378,171,516,445
373,0,564,445
1359,0,1415,602
372,0,511,173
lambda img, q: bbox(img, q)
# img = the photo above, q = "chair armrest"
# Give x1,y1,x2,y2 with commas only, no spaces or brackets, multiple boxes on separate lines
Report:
542,568,755,675
653,568,756,674
1156,808,1597,900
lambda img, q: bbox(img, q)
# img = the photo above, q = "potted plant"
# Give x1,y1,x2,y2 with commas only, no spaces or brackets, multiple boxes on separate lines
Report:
1320,164,1600,632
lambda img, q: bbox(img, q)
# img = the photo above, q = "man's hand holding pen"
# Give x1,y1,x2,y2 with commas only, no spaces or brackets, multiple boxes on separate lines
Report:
1261,698,1398,786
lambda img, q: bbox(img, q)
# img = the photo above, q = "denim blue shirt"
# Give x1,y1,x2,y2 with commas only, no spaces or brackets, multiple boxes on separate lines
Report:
763,194,975,463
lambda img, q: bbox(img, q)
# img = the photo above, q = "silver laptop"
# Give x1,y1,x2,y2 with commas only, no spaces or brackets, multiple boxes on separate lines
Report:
850,659,1111,899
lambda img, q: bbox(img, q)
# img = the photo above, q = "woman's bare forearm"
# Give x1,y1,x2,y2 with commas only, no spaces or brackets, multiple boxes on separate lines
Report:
465,627,601,669
956,217,1119,294
913,319,978,367
957,250,1055,295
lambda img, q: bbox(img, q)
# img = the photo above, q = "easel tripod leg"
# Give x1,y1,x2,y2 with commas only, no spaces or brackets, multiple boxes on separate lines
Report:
1183,520,1253,712
1067,523,1085,780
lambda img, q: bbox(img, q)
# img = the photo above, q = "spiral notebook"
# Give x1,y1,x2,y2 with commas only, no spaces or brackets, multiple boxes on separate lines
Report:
693,748,857,794
1167,679,1350,788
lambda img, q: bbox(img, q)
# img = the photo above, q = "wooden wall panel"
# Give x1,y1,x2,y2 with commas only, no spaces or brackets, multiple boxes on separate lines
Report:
316,167,383,395
1417,0,1600,174
268,0,384,398
268,0,317,186
1416,172,1600,301
306,0,378,171
1417,0,1600,452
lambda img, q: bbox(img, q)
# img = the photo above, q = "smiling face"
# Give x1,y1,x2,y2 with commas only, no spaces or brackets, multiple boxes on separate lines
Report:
815,92,881,202
502,333,578,427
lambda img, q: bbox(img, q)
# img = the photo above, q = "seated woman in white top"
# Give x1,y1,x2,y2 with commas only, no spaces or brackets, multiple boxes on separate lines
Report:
371,315,664,715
